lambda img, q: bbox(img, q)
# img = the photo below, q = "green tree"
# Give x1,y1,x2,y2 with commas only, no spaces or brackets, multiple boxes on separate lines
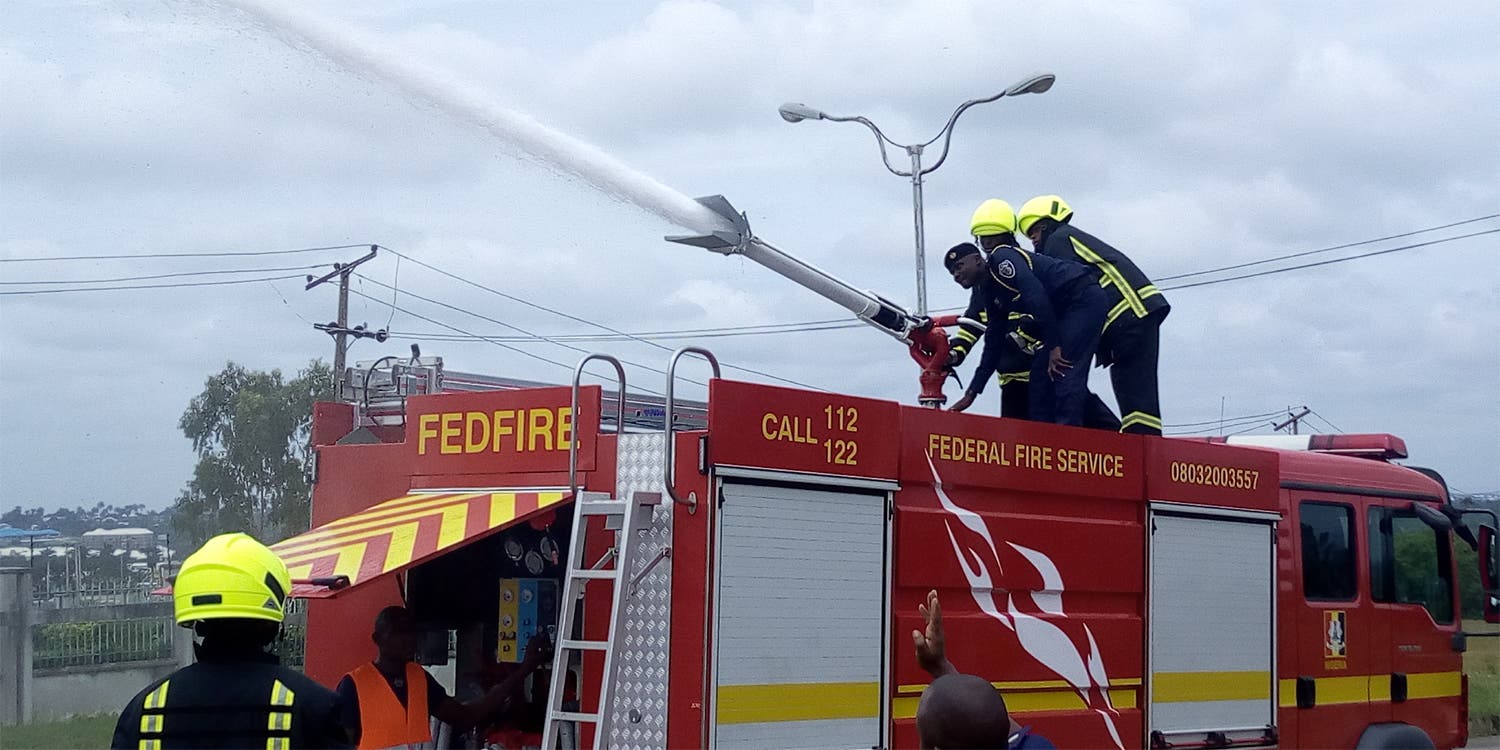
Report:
1456,540,1483,620
173,361,333,547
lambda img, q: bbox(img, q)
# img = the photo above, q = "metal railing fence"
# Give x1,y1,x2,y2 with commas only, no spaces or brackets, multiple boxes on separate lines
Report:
33,617,174,669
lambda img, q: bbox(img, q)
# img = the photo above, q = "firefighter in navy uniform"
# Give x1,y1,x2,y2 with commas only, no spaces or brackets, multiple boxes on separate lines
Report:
947,199,1041,419
1018,195,1170,435
947,297,1037,419
944,241,1108,427
112,533,350,750
949,200,1121,429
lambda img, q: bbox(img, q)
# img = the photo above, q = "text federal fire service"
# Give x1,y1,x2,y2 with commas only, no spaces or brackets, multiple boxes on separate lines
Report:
281,196,1498,749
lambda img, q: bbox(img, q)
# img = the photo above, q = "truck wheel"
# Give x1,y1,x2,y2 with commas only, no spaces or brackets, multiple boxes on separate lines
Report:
1354,723,1436,750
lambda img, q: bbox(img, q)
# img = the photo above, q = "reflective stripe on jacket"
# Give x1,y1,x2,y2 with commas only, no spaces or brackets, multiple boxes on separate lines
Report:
1037,223,1169,330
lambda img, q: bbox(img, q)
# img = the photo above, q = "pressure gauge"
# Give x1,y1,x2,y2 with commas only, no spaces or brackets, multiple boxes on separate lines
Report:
524,550,545,575
504,538,525,562
539,536,558,563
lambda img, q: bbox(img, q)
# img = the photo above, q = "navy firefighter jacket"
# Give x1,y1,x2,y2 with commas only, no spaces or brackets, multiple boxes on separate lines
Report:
968,245,1096,394
1035,222,1169,331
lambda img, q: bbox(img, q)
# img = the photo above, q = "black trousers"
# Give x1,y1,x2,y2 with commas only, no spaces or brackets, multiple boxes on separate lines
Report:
1000,379,1030,420
1085,394,1122,431
1029,286,1109,427
1001,380,1121,431
1101,310,1165,435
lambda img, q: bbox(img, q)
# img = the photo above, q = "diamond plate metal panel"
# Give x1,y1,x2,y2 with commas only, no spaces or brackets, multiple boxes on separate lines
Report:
607,433,671,750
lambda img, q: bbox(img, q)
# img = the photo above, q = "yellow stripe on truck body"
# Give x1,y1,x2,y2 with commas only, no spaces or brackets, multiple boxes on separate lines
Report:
717,682,879,724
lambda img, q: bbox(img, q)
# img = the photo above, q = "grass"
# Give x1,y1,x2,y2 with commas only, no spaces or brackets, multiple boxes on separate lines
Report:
1,714,117,749
1469,620,1500,720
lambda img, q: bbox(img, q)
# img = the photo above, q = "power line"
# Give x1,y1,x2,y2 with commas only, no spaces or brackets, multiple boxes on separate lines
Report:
1160,228,1500,292
383,254,401,330
0,273,309,296
373,246,822,390
1223,421,1273,437
0,263,327,286
1164,419,1279,436
389,216,1488,343
347,286,682,396
715,218,1499,334
380,245,685,341
1166,418,1279,437
382,322,855,343
352,275,706,388
267,280,315,326
346,289,670,397
1156,213,1500,282
1165,409,1285,429
375,222,1495,343
1164,414,1283,436
1309,410,1345,434
0,243,373,264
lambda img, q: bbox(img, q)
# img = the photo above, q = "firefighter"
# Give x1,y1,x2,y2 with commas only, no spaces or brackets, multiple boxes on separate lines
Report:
912,590,1056,750
336,605,549,749
111,533,351,749
947,199,1040,419
944,241,1108,428
1018,195,1170,435
953,200,1122,429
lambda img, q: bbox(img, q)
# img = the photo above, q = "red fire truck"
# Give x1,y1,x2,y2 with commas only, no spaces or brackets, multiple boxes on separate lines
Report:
284,355,1495,750
280,196,1497,748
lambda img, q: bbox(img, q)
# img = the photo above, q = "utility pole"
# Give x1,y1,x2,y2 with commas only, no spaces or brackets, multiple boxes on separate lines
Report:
1273,406,1312,435
306,245,380,400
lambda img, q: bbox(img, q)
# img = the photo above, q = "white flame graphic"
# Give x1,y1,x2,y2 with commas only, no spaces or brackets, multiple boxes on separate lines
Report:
927,455,1123,749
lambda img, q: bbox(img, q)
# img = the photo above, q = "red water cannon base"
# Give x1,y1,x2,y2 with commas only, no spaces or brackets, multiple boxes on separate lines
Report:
907,317,955,407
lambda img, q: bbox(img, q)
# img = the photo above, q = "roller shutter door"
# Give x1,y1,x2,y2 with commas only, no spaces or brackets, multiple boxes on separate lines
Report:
1149,512,1276,745
714,482,887,749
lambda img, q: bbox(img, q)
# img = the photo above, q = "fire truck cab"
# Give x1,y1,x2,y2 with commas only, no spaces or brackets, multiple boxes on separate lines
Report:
284,354,1491,749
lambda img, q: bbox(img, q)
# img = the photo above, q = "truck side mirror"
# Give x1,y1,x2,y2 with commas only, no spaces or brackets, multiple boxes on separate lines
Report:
1481,525,1500,624
1410,501,1452,532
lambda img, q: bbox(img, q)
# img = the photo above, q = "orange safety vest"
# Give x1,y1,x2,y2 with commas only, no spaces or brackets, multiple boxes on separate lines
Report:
347,662,432,750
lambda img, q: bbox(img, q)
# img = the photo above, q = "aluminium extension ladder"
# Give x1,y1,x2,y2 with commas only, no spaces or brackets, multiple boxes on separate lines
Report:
540,488,660,750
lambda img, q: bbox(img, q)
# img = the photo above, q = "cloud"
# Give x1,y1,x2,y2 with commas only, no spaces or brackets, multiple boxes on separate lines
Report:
1,0,1497,509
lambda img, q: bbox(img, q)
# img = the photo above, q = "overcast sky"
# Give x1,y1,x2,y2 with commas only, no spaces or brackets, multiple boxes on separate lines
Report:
2,0,1497,512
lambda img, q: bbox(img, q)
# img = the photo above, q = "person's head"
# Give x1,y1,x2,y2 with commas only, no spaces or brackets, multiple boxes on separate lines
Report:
915,673,1011,749
969,199,1020,251
194,618,281,649
944,243,986,290
1017,194,1073,248
372,605,420,663
173,532,291,641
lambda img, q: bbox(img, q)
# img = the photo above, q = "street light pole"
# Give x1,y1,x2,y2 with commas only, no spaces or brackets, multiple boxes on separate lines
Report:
907,146,928,314
779,72,1055,316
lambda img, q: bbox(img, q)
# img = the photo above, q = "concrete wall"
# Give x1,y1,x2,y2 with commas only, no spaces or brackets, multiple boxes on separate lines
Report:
1,571,193,726
30,659,179,723
1,569,34,726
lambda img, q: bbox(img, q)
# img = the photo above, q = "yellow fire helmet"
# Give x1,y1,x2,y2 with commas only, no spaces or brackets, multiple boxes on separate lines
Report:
969,199,1018,237
173,532,291,627
1017,195,1074,235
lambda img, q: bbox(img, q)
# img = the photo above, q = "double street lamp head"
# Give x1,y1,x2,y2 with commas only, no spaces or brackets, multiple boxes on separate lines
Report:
778,72,1055,125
